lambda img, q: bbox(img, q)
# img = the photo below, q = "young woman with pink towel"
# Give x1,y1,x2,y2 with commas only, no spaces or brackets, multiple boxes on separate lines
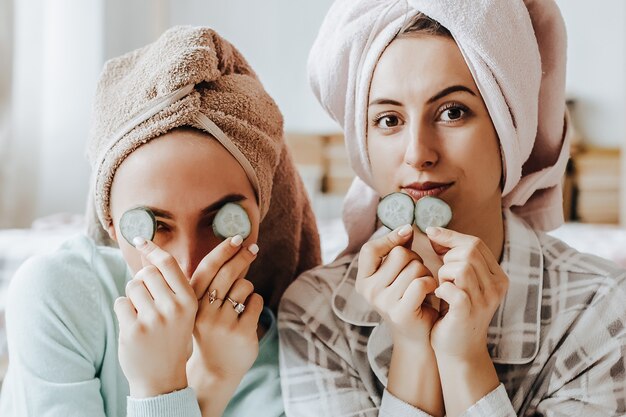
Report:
0,26,320,416
278,1,626,416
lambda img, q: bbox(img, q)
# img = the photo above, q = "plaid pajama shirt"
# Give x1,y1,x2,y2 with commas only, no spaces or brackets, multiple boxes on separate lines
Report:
278,211,626,416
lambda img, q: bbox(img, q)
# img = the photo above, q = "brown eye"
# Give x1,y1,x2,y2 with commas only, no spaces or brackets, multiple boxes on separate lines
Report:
155,221,171,233
377,115,400,128
444,108,463,120
438,104,468,123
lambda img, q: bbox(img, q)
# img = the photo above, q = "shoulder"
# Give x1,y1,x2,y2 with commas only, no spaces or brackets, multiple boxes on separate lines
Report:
9,234,125,297
537,233,626,350
538,232,626,288
279,254,355,317
6,234,127,329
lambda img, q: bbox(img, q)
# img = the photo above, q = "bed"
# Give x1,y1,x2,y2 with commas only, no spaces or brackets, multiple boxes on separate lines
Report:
1,216,625,387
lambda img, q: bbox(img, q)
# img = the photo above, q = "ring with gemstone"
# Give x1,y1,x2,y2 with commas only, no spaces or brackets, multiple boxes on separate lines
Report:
226,296,246,314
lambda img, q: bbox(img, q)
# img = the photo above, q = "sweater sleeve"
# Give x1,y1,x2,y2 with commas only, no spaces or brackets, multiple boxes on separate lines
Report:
127,387,201,417
0,250,201,417
0,253,110,416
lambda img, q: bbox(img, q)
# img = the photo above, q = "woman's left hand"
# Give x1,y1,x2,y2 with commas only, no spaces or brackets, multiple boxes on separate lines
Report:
185,237,264,417
426,227,509,360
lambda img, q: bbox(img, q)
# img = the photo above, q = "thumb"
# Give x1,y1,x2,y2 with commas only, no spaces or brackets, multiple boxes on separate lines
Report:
425,227,450,257
401,225,416,250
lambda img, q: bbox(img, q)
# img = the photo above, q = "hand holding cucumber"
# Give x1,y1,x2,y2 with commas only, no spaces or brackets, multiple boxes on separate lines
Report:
355,224,439,346
373,192,508,355
187,234,263,411
353,192,454,346
188,232,262,376
426,227,509,361
113,237,198,399
116,202,262,401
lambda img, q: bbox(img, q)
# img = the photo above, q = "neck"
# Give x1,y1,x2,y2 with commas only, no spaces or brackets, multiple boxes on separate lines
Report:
457,202,505,263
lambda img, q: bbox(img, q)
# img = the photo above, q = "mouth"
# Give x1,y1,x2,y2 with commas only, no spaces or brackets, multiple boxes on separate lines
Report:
401,182,453,200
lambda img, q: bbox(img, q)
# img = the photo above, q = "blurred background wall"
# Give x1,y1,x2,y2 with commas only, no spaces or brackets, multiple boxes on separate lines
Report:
0,0,624,227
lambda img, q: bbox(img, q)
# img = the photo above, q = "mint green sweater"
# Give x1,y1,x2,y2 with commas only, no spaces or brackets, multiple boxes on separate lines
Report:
0,235,284,417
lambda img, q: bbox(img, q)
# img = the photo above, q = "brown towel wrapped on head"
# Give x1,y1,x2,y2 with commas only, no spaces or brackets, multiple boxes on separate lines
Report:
86,26,321,309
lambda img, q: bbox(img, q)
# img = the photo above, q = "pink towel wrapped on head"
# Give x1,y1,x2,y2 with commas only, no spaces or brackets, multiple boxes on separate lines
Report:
308,0,570,256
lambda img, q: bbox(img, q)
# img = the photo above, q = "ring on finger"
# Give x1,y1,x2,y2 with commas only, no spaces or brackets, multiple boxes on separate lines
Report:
208,289,223,305
226,296,246,314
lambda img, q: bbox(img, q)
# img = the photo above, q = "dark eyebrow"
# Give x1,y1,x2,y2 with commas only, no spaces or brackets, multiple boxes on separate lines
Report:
144,194,247,220
146,207,174,220
201,194,247,216
369,98,403,107
426,85,476,104
369,85,477,107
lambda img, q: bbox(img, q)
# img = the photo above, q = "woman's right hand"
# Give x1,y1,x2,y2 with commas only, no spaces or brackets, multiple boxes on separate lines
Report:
355,224,439,346
113,238,198,399
357,225,445,416
187,235,263,386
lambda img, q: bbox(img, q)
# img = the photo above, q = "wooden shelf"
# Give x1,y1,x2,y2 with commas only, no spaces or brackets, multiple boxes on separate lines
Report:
572,147,621,224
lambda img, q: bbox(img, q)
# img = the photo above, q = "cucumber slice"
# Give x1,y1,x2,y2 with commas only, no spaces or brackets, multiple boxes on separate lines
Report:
377,192,415,230
212,202,251,240
414,196,452,233
120,207,156,246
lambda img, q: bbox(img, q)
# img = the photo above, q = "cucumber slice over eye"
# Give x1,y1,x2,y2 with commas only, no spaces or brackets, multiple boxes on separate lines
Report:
212,202,251,240
377,192,415,230
119,207,156,246
414,196,452,233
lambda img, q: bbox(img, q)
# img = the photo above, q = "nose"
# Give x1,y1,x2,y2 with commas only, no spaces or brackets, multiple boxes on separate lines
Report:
170,236,209,280
403,122,439,169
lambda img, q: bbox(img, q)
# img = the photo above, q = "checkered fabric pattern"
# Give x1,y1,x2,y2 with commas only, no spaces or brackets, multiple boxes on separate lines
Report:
279,211,626,417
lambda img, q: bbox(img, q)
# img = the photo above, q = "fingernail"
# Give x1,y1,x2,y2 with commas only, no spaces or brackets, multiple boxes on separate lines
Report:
426,227,440,236
132,236,147,248
230,235,243,247
248,244,259,255
398,224,412,237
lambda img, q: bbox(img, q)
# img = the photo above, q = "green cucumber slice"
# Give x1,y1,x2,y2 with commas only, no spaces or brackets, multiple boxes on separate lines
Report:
414,196,452,233
120,207,156,246
377,192,415,230
212,203,251,240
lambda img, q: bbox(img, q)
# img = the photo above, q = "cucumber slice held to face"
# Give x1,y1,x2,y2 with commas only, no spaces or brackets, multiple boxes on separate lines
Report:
120,207,156,246
377,192,415,230
414,196,452,233
212,202,251,240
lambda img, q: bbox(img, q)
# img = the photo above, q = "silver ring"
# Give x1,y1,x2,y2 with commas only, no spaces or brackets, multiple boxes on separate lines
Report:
226,296,246,314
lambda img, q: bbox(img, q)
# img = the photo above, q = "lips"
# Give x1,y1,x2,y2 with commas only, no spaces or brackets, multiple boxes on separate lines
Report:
401,182,453,200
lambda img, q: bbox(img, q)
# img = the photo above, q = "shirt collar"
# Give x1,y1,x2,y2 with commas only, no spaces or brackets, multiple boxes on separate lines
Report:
331,209,544,385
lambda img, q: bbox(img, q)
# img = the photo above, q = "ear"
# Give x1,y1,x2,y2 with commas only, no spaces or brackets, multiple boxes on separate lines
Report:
107,222,118,242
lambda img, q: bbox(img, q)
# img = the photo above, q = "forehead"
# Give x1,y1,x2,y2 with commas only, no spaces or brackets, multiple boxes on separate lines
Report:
110,129,255,210
371,35,476,99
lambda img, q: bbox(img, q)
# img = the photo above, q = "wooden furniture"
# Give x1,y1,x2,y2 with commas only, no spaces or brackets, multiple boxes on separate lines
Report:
284,132,355,196
572,147,621,224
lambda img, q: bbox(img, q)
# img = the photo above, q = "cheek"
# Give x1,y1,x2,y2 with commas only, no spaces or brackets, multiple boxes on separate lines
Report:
368,136,401,192
251,209,261,241
459,131,502,188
